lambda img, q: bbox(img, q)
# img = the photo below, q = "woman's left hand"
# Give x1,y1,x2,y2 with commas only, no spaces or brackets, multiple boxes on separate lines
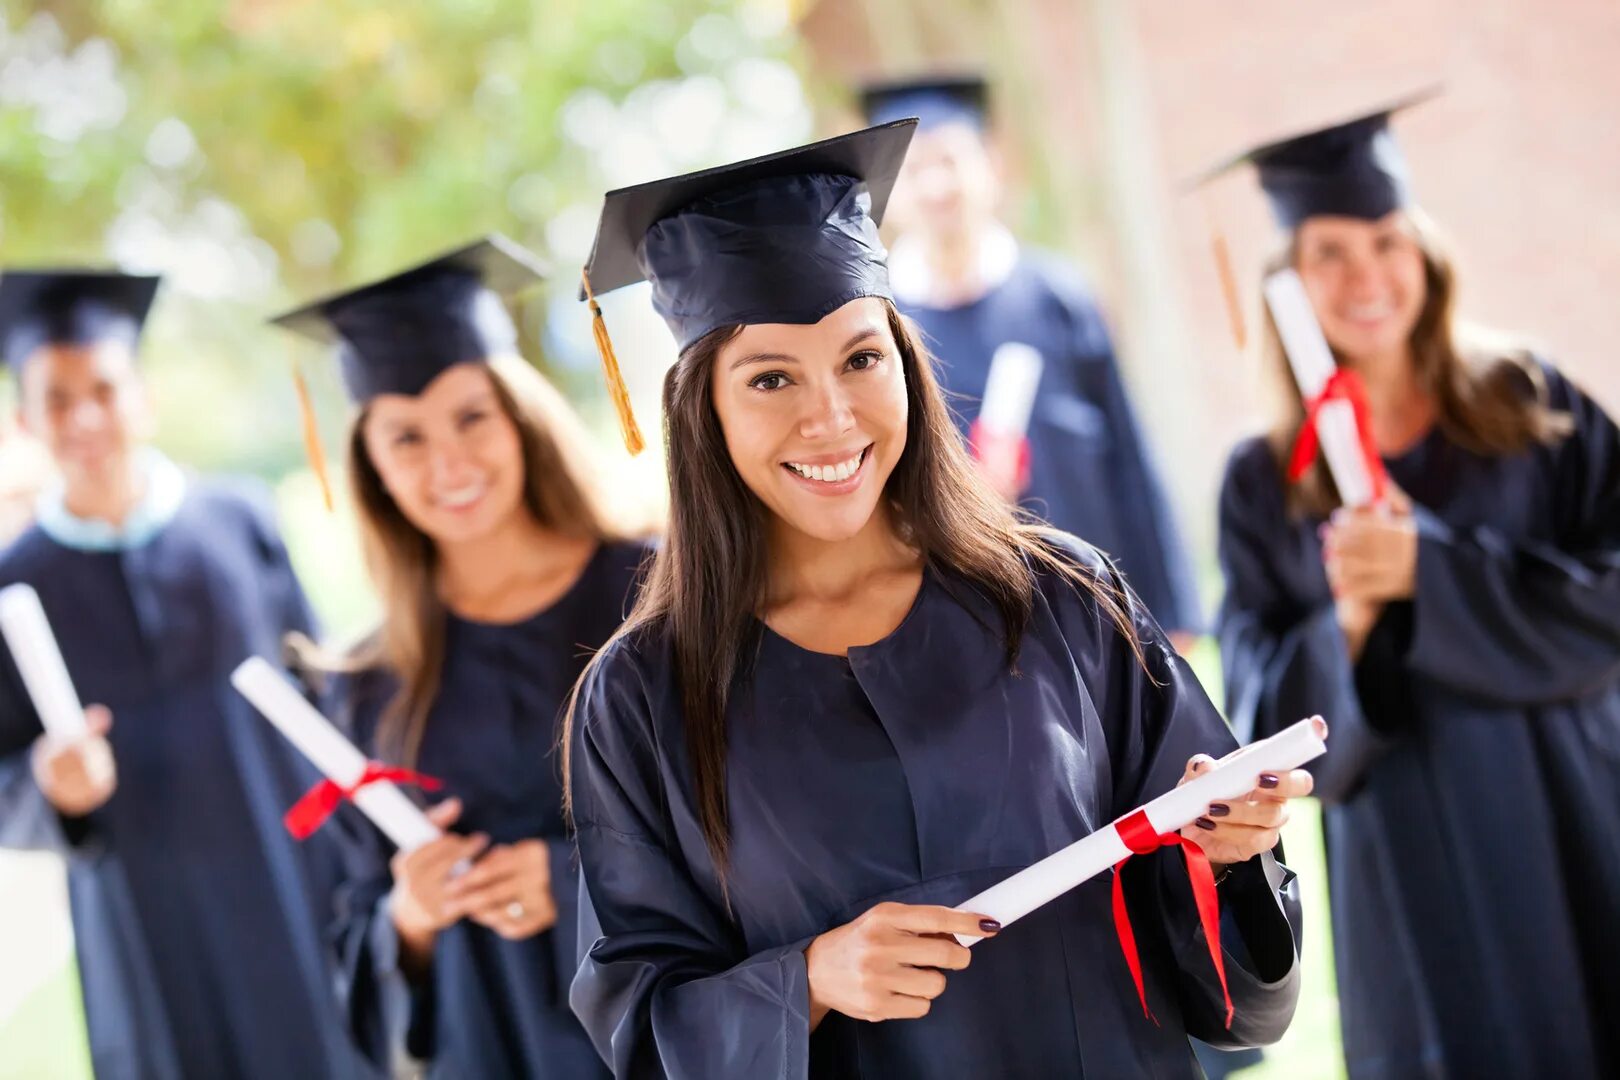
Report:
1321,497,1419,604
1176,757,1315,871
445,839,558,941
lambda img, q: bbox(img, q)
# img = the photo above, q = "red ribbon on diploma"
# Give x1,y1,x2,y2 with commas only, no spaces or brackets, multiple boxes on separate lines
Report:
968,419,1032,496
1110,808,1234,1028
284,763,442,840
1286,367,1388,503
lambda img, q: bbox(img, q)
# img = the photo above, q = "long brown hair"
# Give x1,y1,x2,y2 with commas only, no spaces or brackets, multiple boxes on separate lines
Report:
342,355,644,765
564,300,1141,873
1261,207,1570,516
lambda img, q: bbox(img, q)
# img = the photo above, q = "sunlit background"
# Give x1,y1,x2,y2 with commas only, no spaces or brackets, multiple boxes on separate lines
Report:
2,1,1616,1076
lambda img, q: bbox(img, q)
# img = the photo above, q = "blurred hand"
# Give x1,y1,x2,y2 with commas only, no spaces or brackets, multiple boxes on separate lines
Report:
1167,631,1200,657
32,705,116,816
447,839,557,941
1321,488,1418,604
1177,740,1320,871
973,431,1029,504
805,902,989,1028
1335,595,1384,662
390,799,489,961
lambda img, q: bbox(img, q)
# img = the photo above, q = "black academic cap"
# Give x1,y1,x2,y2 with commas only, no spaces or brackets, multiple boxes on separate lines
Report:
1196,86,1440,230
270,234,549,402
859,74,988,131
0,270,161,371
580,120,916,354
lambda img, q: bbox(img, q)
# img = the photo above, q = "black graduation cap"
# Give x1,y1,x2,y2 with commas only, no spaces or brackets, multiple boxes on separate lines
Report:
1196,86,1440,231
578,120,917,456
270,234,549,402
859,74,988,131
0,270,161,371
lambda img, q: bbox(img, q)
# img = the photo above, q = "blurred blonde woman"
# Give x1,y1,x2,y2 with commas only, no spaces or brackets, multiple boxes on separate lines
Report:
274,237,651,1079
1214,95,1620,1078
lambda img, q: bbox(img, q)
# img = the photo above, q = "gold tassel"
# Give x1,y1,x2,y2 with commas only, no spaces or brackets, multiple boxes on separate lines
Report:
1202,189,1247,351
580,268,646,456
292,359,335,512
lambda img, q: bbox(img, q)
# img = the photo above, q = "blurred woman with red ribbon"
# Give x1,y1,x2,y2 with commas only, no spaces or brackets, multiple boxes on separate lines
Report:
272,236,651,1079
1213,93,1620,1078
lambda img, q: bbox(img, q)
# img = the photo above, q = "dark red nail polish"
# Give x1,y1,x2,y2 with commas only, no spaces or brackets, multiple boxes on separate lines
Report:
1195,816,1217,831
979,919,1001,934
1208,803,1230,817
1259,773,1280,789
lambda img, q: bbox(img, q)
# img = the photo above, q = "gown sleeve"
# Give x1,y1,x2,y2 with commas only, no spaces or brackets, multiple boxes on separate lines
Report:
1404,367,1620,704
1053,271,1203,635
1054,541,1303,1046
568,640,814,1080
1215,442,1393,803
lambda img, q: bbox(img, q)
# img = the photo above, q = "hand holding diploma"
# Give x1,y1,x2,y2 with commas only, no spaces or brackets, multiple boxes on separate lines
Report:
390,798,491,972
31,705,117,817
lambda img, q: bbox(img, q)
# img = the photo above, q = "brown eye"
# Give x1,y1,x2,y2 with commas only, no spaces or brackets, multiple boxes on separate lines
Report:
846,350,883,372
748,372,790,392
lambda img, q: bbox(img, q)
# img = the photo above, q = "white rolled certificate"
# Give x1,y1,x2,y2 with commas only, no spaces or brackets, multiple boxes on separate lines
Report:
979,342,1044,438
230,656,442,853
1263,269,1377,507
954,716,1327,945
0,584,89,739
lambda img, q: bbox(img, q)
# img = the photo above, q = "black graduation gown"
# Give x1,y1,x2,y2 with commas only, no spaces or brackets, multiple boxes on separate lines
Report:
332,540,647,1079
1216,360,1620,1079
570,537,1303,1079
899,253,1202,633
0,480,362,1080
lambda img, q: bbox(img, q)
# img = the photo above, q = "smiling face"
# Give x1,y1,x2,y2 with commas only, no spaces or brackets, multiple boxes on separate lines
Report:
887,121,1000,243
708,297,909,545
17,340,149,490
1294,211,1428,364
360,362,528,547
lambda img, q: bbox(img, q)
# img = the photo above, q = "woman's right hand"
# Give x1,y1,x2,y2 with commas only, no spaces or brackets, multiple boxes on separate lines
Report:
804,902,994,1028
389,799,489,968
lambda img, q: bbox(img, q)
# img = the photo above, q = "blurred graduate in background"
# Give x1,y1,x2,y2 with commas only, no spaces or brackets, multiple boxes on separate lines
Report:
1213,92,1620,1078
0,270,363,1078
273,236,651,1078
861,75,1203,652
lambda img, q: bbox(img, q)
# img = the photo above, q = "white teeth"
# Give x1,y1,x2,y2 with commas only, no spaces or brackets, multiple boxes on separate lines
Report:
436,484,486,508
787,449,865,483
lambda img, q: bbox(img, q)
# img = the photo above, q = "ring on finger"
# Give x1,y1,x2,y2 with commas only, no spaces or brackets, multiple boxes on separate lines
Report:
506,901,525,920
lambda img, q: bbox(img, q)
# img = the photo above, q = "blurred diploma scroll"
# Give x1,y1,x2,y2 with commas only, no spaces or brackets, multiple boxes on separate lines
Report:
972,342,1043,494
0,584,89,738
1264,269,1378,507
231,657,442,853
953,716,1328,946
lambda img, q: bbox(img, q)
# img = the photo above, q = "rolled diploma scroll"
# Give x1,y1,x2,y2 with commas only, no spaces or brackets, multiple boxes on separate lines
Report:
1263,269,1377,507
980,342,1044,439
954,715,1327,946
231,657,441,853
0,584,89,738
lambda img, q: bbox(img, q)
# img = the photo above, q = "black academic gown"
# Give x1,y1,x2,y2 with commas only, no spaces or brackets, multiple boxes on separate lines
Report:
900,253,1202,633
0,480,361,1080
570,537,1303,1079
333,540,647,1079
1217,360,1620,1079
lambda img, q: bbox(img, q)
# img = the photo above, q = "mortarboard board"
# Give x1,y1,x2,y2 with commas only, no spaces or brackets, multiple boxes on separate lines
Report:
0,270,161,372
268,234,548,511
579,120,918,455
270,234,549,402
859,74,988,131
1195,86,1440,231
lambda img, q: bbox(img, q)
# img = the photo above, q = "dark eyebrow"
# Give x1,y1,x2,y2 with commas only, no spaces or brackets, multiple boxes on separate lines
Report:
729,351,799,371
728,324,886,371
841,326,883,352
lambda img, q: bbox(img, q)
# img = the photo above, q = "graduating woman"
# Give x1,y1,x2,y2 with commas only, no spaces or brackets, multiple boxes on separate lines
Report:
272,237,648,1078
565,122,1311,1078
0,271,361,1078
1212,93,1620,1077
